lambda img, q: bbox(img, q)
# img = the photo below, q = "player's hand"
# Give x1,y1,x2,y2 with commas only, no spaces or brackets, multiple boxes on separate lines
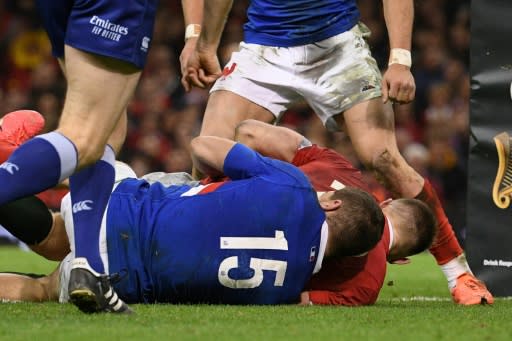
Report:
180,38,199,92
182,45,222,92
381,64,416,104
298,291,311,305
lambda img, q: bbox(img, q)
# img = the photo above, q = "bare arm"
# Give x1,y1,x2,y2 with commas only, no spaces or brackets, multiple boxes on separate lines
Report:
190,136,237,177
197,0,233,51
0,266,60,302
180,0,204,91
381,0,416,104
382,0,413,51
234,120,306,163
182,0,231,90
182,0,204,27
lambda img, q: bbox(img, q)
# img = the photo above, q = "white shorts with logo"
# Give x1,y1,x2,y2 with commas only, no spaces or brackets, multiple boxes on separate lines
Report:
211,23,382,131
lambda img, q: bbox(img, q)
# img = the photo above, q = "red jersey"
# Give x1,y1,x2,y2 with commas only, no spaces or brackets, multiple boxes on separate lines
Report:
292,145,391,306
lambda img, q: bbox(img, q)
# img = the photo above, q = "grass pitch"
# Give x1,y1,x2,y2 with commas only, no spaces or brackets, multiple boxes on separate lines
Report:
0,247,510,341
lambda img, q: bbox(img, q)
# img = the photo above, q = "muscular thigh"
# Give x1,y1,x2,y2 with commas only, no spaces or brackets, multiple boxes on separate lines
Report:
57,46,141,163
206,41,304,137
200,90,275,139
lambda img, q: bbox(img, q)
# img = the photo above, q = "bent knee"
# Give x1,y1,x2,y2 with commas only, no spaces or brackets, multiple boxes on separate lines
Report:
57,126,117,167
60,133,110,167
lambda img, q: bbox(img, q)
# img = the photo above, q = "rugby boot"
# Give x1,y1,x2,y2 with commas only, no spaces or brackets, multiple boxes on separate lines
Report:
451,272,494,305
68,257,133,314
0,110,45,162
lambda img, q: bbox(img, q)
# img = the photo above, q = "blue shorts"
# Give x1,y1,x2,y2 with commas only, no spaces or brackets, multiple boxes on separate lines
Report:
36,0,158,68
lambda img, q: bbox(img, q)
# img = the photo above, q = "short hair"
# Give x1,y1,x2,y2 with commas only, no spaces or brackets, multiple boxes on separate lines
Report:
326,187,385,258
391,198,438,256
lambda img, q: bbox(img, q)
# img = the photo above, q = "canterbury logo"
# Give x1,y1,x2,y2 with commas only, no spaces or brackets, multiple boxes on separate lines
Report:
492,132,512,209
0,162,19,175
72,200,94,213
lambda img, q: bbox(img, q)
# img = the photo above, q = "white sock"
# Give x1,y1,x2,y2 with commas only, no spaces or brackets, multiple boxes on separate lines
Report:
439,254,472,290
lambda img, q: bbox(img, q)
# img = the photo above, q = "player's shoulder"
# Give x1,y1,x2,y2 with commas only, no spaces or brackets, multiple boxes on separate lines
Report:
267,156,312,187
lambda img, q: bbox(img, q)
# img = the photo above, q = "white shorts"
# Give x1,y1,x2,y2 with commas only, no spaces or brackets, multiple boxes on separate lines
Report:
211,22,382,131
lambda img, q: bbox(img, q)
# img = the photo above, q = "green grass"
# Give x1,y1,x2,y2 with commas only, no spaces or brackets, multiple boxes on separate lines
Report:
0,247,510,341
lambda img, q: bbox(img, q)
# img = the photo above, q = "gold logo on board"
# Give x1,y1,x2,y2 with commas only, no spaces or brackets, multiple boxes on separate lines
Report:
492,132,512,208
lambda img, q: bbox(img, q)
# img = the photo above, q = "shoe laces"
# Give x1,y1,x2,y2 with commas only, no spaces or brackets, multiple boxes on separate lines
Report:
106,269,128,285
460,275,485,292
0,123,28,146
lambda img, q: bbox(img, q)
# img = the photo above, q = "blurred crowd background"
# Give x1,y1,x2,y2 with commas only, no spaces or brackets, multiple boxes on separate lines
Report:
0,0,470,244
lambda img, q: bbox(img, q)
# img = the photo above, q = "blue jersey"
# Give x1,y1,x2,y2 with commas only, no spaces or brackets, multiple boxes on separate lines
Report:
106,143,327,304
244,0,360,47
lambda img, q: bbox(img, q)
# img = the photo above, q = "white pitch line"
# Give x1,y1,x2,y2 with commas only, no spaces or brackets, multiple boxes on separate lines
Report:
390,296,453,302
388,296,512,302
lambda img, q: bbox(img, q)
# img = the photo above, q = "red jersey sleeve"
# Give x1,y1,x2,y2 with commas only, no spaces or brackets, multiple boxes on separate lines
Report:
292,145,370,192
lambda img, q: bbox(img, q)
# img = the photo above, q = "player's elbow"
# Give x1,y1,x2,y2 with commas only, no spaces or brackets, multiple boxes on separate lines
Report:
190,136,208,160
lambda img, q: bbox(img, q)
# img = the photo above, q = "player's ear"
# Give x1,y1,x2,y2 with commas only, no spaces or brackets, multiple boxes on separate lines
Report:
320,199,342,212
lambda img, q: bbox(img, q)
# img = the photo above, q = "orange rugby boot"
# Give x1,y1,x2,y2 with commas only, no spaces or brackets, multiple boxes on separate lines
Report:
451,273,494,305
0,110,45,162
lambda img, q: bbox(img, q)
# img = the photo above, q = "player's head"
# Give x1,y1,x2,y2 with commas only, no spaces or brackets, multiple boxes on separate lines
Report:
319,186,385,259
381,198,437,263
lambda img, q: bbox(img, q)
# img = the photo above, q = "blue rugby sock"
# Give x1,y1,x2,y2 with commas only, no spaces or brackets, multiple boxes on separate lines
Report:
70,145,116,274
0,132,77,205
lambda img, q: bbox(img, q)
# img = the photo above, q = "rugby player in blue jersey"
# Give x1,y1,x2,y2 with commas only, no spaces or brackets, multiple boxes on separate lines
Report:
0,0,159,313
0,135,384,311
180,0,493,305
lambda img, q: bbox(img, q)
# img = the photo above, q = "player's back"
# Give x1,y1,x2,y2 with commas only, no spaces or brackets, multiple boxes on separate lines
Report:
244,0,360,46
106,145,327,305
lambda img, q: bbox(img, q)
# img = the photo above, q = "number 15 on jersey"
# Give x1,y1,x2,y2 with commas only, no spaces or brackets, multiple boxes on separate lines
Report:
218,230,288,289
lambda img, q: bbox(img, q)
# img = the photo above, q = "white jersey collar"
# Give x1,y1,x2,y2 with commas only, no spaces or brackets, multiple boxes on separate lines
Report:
387,216,394,251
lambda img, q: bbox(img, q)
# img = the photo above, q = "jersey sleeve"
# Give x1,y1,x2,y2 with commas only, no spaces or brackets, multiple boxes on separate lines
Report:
292,145,368,192
224,143,310,187
308,286,380,306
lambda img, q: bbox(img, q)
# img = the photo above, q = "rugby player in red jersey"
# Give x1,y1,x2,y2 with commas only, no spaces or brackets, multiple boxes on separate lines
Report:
234,119,441,306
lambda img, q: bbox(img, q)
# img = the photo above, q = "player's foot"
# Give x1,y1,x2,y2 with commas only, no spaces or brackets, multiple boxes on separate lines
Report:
451,272,494,305
68,257,133,314
0,110,45,145
0,110,45,162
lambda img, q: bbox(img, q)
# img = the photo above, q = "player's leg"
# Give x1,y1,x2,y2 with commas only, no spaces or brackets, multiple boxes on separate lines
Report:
199,42,300,140
340,99,493,304
0,0,75,203
194,91,274,179
59,47,138,314
60,46,136,272
0,194,69,260
302,23,492,305
200,90,275,139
